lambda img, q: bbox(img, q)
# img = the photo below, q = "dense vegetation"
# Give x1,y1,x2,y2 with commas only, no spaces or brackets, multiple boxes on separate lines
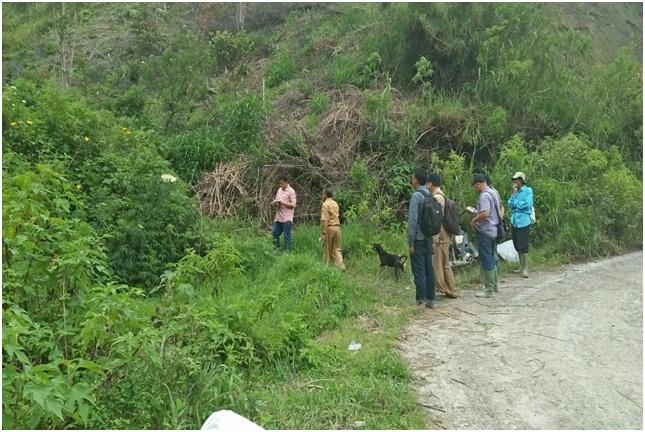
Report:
2,3,642,429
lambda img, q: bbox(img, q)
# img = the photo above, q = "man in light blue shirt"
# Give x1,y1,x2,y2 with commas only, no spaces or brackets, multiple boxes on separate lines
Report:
508,171,534,277
408,168,436,308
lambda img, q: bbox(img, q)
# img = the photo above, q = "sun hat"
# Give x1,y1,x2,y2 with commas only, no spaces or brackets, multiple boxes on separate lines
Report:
512,171,526,183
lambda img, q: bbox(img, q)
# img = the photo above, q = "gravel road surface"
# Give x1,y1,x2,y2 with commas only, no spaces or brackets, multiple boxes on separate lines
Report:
400,252,643,429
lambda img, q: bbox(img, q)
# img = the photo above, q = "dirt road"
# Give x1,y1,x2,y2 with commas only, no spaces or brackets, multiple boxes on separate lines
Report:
400,252,643,429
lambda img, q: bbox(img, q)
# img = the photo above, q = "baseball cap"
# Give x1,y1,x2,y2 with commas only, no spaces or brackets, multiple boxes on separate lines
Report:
512,172,526,182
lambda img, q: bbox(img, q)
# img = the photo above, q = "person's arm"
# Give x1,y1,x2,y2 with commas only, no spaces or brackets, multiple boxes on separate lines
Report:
471,194,491,227
510,187,532,212
471,209,490,225
321,202,329,239
282,190,296,209
408,192,421,253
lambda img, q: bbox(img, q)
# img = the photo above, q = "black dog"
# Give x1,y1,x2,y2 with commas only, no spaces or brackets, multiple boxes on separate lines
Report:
372,243,408,281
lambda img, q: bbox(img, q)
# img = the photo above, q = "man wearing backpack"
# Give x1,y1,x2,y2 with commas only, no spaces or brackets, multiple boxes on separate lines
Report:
470,173,500,297
427,173,458,299
408,168,437,308
508,171,533,278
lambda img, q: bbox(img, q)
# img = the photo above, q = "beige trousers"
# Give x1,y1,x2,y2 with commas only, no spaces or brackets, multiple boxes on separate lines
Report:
323,225,345,270
432,239,457,295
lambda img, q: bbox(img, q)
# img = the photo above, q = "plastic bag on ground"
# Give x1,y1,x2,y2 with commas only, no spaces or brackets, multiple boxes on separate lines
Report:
201,410,264,431
348,341,362,351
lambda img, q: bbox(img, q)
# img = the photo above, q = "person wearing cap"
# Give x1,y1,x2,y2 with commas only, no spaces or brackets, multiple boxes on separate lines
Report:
485,173,504,287
470,173,500,297
508,171,534,277
427,172,458,299
320,188,345,270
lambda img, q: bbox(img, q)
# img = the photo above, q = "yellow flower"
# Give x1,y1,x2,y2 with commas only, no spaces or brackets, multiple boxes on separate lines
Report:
25,120,32,125
10,121,17,127
76,184,82,190
125,130,132,135
83,135,90,142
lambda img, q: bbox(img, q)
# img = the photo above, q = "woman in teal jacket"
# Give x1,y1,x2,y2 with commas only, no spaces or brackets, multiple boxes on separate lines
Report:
508,172,533,277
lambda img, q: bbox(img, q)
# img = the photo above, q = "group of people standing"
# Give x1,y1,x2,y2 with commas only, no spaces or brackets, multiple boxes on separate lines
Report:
270,168,534,306
409,168,534,306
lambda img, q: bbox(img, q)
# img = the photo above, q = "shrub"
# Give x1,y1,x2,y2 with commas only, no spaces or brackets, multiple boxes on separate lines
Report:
308,91,330,116
161,125,225,183
327,54,364,87
218,93,265,156
491,134,642,257
2,153,117,429
80,145,200,288
266,52,297,88
209,30,256,72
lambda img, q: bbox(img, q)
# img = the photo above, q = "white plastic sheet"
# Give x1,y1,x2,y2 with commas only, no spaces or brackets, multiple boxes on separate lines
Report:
201,410,264,431
497,239,519,262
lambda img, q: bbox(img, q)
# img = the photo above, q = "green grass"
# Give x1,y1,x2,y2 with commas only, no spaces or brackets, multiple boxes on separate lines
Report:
239,221,586,429
227,221,428,429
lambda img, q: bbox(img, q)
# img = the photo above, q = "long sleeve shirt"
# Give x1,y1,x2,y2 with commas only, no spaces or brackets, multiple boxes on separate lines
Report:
507,185,533,228
408,185,429,246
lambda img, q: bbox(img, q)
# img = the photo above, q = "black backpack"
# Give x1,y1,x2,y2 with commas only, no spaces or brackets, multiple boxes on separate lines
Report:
435,192,460,236
418,189,443,237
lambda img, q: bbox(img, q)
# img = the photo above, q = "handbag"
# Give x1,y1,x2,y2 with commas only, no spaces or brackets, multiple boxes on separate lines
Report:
486,191,507,244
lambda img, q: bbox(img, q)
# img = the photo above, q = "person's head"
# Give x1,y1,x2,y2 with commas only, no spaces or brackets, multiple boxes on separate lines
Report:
322,188,333,200
472,173,487,193
412,168,428,189
512,171,526,189
279,176,289,190
427,172,442,189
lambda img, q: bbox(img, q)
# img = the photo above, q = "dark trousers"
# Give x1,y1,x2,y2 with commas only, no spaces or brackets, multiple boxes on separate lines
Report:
272,221,292,251
410,239,436,304
512,225,530,254
477,231,497,271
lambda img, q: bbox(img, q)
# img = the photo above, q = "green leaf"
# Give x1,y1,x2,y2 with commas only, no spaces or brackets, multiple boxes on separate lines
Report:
75,358,104,375
23,382,64,421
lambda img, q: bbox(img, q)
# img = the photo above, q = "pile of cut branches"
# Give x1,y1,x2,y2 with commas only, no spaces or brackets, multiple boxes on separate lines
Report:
194,158,249,218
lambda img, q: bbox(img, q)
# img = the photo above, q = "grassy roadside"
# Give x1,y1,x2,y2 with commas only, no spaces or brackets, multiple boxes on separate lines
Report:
232,220,634,429
234,222,428,429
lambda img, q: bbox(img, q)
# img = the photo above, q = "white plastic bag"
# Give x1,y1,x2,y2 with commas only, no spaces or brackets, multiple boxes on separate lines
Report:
348,341,362,351
496,239,519,262
201,410,264,431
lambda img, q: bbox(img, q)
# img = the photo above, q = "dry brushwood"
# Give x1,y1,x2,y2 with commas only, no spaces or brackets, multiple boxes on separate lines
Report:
256,86,408,226
194,159,249,218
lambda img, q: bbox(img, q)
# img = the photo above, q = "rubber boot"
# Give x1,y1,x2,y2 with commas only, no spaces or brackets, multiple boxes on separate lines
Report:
476,269,496,297
513,255,522,273
520,253,529,278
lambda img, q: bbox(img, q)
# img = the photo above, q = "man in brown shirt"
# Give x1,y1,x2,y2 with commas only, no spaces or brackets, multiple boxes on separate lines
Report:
320,189,345,270
427,173,458,298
